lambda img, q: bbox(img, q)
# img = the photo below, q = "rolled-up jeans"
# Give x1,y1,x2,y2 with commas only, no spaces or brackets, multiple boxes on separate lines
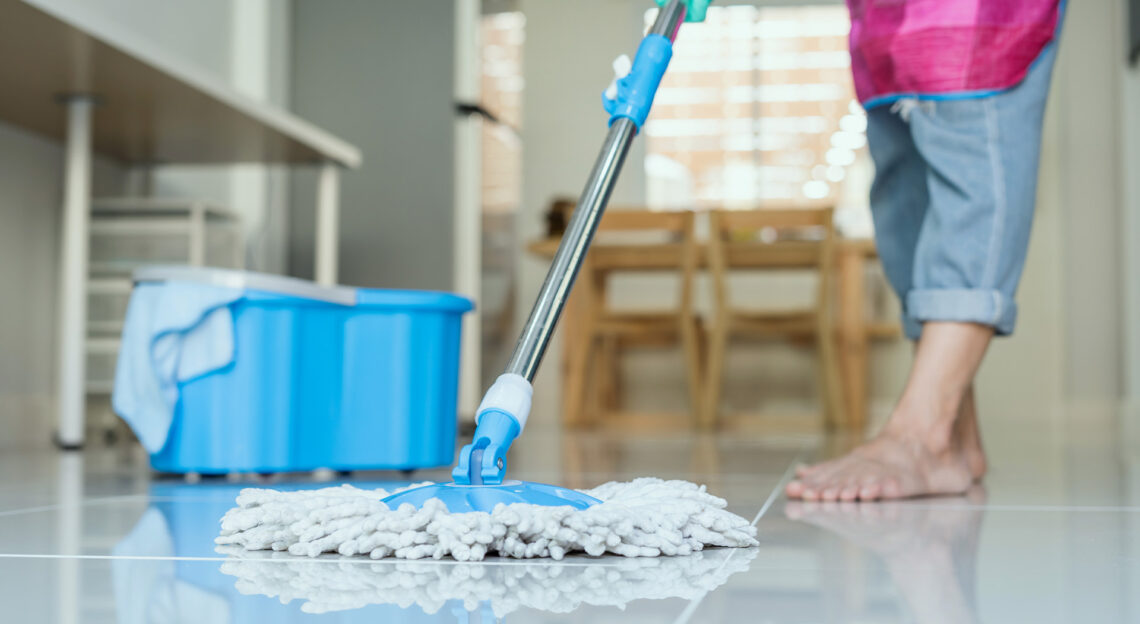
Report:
865,42,1059,340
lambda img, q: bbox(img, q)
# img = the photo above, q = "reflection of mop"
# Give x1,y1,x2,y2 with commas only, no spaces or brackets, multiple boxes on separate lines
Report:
217,1,756,561
217,545,756,618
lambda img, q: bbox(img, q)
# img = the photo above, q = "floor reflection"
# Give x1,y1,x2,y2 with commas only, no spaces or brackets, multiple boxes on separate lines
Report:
107,482,757,622
784,487,987,624
217,547,755,619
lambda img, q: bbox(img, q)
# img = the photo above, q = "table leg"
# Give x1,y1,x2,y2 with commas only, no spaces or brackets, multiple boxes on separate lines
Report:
315,162,340,286
56,96,94,450
837,245,869,433
560,257,596,427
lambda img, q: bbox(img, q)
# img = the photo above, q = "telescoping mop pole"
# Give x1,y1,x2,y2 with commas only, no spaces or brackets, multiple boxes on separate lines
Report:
506,1,686,383
452,0,688,487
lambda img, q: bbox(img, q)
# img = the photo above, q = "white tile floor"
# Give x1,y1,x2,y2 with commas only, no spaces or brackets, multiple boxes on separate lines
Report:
1,416,1139,623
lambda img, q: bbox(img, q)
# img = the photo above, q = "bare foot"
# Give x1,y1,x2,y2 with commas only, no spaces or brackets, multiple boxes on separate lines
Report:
785,427,980,501
786,387,988,501
786,323,994,502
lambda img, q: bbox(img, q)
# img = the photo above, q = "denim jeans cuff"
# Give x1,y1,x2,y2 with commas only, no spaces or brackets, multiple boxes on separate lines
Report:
904,289,1018,337
900,314,924,341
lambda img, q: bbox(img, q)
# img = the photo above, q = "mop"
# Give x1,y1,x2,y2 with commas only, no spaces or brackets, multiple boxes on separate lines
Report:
217,0,757,561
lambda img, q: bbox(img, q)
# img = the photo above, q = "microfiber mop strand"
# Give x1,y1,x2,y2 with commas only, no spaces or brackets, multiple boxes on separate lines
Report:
216,477,758,561
216,546,757,616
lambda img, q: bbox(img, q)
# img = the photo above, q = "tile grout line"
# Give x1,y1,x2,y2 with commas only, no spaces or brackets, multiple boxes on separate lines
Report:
751,452,804,527
0,494,154,517
672,448,806,624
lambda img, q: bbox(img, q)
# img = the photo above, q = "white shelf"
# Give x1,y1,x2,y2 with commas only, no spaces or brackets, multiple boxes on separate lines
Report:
89,260,154,277
85,337,121,353
86,278,133,294
93,197,241,220
85,380,115,395
87,320,124,335
90,218,232,237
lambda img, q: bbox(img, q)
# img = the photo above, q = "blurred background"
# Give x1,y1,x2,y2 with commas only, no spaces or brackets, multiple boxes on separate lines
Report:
2,1,1140,622
0,0,1136,450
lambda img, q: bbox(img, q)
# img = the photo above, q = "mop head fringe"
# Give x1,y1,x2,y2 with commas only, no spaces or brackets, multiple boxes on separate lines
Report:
216,477,758,561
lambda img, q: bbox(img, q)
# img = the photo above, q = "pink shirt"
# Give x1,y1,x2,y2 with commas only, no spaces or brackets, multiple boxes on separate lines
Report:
846,0,1063,107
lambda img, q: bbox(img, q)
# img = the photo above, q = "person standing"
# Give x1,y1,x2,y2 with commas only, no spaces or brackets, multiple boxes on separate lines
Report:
786,0,1065,500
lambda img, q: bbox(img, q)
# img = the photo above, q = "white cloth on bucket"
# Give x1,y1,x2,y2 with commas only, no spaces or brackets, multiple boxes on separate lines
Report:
112,281,242,453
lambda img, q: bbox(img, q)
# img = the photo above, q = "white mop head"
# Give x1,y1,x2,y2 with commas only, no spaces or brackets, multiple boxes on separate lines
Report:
216,477,757,561
217,546,756,616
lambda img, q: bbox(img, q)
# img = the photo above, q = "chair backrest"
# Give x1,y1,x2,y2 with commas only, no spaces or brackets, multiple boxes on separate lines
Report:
708,207,835,263
707,207,837,313
709,207,834,238
597,209,693,234
591,209,698,314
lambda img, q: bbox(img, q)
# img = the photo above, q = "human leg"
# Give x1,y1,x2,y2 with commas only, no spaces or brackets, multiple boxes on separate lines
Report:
787,44,1059,501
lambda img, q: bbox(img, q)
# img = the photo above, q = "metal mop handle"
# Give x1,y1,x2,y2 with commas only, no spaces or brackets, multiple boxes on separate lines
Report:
454,1,686,486
505,0,687,382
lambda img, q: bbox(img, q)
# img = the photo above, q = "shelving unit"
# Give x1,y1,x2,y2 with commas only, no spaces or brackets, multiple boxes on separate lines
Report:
0,0,363,447
84,197,245,394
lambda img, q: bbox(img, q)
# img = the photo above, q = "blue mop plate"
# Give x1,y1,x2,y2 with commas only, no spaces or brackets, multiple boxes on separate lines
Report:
381,480,601,513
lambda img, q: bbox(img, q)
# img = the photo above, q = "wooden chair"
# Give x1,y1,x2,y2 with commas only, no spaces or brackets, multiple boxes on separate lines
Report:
702,208,844,429
562,209,703,427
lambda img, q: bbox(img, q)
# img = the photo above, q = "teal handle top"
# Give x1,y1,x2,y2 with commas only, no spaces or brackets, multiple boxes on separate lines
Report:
655,0,712,23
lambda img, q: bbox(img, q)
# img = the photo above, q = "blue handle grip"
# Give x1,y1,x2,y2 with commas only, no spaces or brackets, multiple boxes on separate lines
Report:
603,34,674,130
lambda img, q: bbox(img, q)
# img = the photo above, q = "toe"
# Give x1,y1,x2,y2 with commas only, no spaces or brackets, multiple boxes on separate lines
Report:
839,484,860,502
881,477,903,499
820,487,840,502
857,483,882,501
801,487,820,501
785,480,805,499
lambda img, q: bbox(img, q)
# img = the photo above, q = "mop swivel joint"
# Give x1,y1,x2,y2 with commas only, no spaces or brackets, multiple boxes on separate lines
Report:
453,374,533,485
453,409,520,485
602,33,674,130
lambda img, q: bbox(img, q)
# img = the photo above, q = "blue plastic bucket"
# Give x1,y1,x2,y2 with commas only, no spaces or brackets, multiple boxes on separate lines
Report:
133,268,473,474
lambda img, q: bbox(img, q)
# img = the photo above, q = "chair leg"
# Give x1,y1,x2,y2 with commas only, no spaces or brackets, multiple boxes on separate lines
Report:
680,316,703,426
563,334,596,428
596,334,620,423
700,317,729,429
816,317,845,430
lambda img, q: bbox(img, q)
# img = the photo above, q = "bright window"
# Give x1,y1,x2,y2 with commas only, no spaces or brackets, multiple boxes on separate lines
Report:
645,5,870,216
481,12,525,214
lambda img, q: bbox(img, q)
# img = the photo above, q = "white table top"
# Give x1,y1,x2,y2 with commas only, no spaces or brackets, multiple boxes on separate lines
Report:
0,0,362,168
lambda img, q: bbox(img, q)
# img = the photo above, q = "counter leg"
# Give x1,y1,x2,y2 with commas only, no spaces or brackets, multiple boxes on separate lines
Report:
56,96,94,450
315,162,340,286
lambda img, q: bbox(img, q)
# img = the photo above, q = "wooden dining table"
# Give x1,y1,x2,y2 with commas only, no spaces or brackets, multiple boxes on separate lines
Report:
526,236,898,431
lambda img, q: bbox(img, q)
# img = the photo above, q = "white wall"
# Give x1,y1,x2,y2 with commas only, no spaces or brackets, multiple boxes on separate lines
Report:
288,0,457,291
1120,0,1140,408
1054,0,1124,403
